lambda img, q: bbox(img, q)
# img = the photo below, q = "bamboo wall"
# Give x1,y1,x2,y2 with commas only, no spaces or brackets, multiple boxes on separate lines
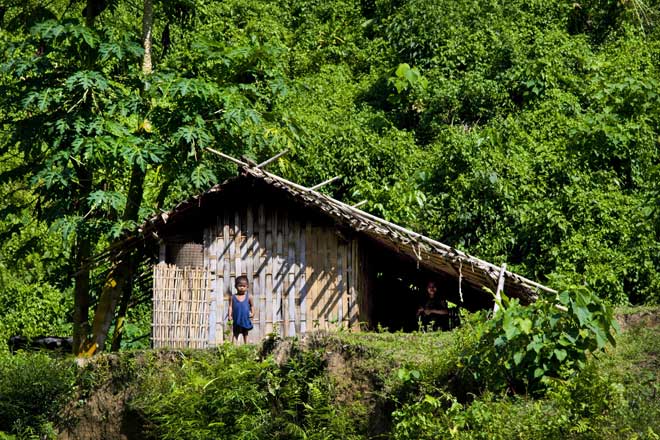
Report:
203,203,364,344
152,265,211,348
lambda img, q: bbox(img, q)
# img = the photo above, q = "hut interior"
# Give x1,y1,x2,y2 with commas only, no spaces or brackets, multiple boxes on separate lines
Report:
362,237,493,333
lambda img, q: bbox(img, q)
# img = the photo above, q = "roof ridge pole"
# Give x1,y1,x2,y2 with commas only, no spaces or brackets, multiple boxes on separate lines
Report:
258,169,311,192
493,263,507,315
205,148,248,167
257,149,289,168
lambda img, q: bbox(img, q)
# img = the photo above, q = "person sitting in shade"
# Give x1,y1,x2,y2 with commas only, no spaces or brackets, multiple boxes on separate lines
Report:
417,280,450,331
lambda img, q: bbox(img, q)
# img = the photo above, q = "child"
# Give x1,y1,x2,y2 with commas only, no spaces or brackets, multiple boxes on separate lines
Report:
228,275,254,345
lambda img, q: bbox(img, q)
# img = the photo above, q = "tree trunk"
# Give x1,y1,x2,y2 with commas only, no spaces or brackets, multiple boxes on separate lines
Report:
85,0,101,27
85,0,154,355
110,270,134,351
72,231,91,354
155,178,171,210
142,0,153,74
109,163,146,351
72,1,103,355
87,164,146,354
72,163,93,355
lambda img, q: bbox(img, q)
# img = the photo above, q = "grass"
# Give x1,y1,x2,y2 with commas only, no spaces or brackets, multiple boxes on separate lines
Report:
0,308,657,439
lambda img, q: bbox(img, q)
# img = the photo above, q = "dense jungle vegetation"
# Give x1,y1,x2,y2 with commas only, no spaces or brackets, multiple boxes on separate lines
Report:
1,0,660,348
0,0,659,438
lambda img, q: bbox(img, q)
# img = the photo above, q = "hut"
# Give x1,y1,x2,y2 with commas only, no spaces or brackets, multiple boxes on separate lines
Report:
145,162,553,348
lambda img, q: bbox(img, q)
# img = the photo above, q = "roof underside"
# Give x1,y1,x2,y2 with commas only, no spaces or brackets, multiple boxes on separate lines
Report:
143,166,554,303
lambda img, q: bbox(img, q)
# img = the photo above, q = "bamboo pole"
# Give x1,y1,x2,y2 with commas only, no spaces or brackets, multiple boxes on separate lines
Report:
257,149,289,168
310,175,342,191
265,211,274,335
493,263,507,315
275,210,284,335
258,203,267,339
205,148,248,167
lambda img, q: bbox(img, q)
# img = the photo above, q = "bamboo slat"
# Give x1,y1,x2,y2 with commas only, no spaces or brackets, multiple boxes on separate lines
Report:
309,226,319,330
229,212,237,290
152,267,158,347
265,209,274,335
346,240,354,329
302,223,311,333
294,219,303,335
246,204,257,339
274,210,283,335
258,203,266,339
329,234,339,328
287,215,297,336
317,229,327,330
235,210,242,278
216,222,225,343
342,242,349,327
223,210,231,328
350,239,359,328
337,242,344,326
282,210,289,336
207,225,217,345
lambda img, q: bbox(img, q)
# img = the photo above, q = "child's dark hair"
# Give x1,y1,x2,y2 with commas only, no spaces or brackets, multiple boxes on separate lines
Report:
235,275,248,286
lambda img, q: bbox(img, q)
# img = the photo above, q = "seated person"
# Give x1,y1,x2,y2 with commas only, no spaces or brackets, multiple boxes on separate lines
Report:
417,280,450,331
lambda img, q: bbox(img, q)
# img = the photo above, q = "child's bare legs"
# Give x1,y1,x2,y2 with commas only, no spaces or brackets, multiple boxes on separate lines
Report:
232,326,240,345
232,326,249,345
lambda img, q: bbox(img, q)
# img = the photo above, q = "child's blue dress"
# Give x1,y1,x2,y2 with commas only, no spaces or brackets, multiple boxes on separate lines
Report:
231,293,253,330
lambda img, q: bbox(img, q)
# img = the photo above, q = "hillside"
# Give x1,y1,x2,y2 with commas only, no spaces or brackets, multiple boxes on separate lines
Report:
0,306,656,439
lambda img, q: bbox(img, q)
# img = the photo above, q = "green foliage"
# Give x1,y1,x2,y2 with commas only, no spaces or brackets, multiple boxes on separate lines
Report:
0,0,659,372
392,312,659,440
0,0,658,353
0,182,71,347
0,352,75,437
0,317,656,439
132,347,267,439
392,370,631,440
461,288,618,395
132,343,360,439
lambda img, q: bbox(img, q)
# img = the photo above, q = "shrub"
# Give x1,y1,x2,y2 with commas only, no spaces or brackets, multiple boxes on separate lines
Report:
0,352,75,437
459,287,618,396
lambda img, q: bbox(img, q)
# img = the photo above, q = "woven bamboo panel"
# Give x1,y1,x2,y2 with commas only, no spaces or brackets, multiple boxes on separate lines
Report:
205,202,362,343
152,264,211,348
167,242,204,267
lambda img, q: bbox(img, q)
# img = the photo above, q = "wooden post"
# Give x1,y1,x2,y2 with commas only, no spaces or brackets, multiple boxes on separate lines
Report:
493,263,507,314
458,261,463,303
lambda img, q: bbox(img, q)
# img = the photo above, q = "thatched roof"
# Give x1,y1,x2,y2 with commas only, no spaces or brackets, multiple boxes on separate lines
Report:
142,164,555,302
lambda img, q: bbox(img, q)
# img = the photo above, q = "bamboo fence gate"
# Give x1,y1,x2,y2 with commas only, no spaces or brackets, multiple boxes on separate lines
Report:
152,265,211,348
